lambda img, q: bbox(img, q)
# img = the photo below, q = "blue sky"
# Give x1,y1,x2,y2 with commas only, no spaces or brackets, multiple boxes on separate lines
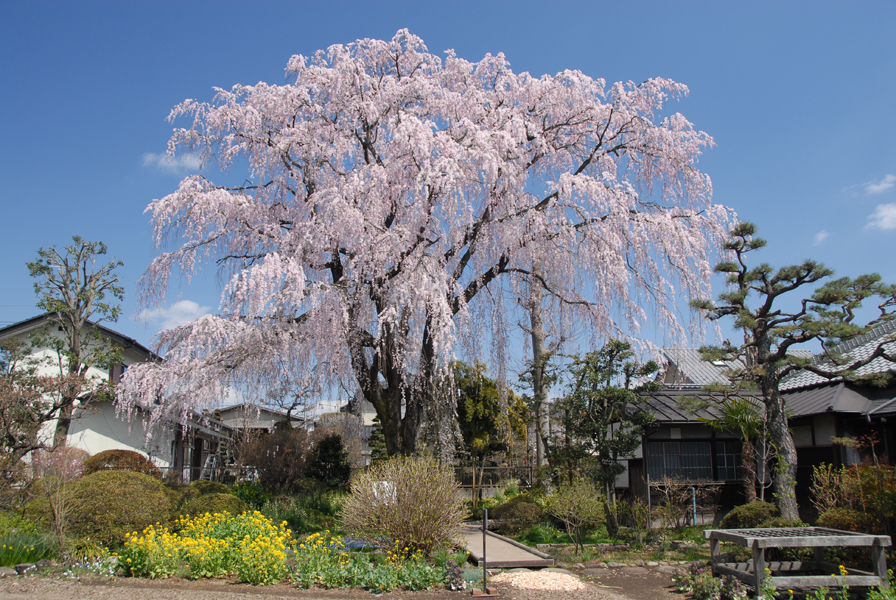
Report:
2,1,894,357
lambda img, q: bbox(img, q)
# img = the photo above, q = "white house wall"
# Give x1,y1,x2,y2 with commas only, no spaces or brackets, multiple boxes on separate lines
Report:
66,401,175,467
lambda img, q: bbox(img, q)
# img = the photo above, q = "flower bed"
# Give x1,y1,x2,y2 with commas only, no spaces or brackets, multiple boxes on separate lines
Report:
117,511,451,590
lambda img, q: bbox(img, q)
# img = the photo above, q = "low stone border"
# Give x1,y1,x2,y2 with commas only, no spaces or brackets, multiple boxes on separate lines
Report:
0,559,53,577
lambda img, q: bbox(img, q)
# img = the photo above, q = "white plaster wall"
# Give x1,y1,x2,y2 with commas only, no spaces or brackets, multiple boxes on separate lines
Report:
67,402,174,467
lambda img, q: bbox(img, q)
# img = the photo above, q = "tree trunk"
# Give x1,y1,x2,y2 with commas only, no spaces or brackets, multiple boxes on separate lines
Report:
53,402,74,448
741,442,758,503
528,264,548,468
604,493,620,537
765,387,800,520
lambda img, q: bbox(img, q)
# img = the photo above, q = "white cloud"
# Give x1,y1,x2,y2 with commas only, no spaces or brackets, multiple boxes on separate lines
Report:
139,300,211,329
866,203,896,230
864,174,896,195
813,230,829,245
142,152,201,174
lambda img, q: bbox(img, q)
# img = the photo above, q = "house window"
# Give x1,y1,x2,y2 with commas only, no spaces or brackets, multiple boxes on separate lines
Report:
714,441,742,482
110,363,128,383
646,441,712,481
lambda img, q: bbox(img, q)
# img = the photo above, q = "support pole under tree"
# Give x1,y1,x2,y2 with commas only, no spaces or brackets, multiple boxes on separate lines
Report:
472,509,498,597
483,509,487,591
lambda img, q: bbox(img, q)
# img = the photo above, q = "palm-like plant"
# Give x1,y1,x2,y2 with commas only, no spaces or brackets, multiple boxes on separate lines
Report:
699,397,766,503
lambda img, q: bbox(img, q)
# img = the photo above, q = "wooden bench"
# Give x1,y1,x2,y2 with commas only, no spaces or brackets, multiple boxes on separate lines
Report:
704,527,891,598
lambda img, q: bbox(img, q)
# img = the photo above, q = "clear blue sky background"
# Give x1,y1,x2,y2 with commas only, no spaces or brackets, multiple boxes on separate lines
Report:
2,1,894,357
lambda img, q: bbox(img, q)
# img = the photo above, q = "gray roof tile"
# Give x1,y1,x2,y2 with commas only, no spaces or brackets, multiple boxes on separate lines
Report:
780,320,896,391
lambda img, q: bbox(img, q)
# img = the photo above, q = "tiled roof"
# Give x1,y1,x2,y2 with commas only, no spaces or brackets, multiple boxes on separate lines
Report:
663,348,814,386
640,387,762,423
780,320,896,391
662,348,744,386
783,382,896,417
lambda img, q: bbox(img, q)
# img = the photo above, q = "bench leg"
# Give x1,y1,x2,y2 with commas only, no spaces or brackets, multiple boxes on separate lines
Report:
814,545,825,566
753,542,766,600
873,542,888,588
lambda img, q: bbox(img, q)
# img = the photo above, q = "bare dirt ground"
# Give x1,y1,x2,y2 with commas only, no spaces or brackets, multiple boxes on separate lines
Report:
0,571,679,600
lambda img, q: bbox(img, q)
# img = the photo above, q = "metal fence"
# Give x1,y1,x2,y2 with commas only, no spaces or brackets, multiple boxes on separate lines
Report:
454,464,535,493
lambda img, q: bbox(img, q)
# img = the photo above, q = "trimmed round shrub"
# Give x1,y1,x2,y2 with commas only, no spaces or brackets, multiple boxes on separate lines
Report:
757,517,806,529
190,480,230,495
180,492,248,518
82,449,161,478
817,507,868,532
339,454,465,555
490,494,545,535
720,501,778,529
68,470,171,544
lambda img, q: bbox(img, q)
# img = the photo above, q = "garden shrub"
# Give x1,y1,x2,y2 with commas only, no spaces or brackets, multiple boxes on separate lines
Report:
719,501,778,529
817,507,868,532
489,494,544,535
191,480,230,495
340,454,465,555
232,480,270,510
757,517,806,529
543,477,604,553
160,485,184,515
82,449,161,478
68,470,171,544
0,511,38,536
673,561,749,600
234,427,310,493
180,493,248,518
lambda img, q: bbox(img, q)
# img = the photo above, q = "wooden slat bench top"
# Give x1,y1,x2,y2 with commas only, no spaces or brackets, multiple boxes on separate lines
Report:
704,527,891,549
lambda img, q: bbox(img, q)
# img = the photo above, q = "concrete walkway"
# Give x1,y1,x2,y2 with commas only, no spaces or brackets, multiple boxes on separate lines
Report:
460,524,555,568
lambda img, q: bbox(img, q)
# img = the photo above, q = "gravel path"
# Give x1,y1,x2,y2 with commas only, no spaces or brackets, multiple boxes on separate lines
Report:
490,570,630,600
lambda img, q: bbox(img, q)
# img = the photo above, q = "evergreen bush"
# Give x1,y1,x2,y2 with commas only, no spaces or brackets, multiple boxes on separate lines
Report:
82,449,161,478
68,470,171,544
306,433,352,489
719,501,778,529
190,480,230,495
232,481,270,510
817,507,868,532
180,493,248,518
489,494,544,535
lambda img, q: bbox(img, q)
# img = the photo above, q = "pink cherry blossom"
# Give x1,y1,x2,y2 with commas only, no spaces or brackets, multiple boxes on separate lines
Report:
119,30,732,455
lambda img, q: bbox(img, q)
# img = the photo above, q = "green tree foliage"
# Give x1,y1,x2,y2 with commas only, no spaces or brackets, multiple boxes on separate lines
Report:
694,396,767,503
454,361,529,503
26,237,124,447
455,361,528,462
691,222,895,520
548,340,658,535
307,433,352,489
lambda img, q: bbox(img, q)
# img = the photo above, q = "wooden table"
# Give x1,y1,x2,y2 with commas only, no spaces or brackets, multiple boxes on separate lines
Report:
704,527,891,598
